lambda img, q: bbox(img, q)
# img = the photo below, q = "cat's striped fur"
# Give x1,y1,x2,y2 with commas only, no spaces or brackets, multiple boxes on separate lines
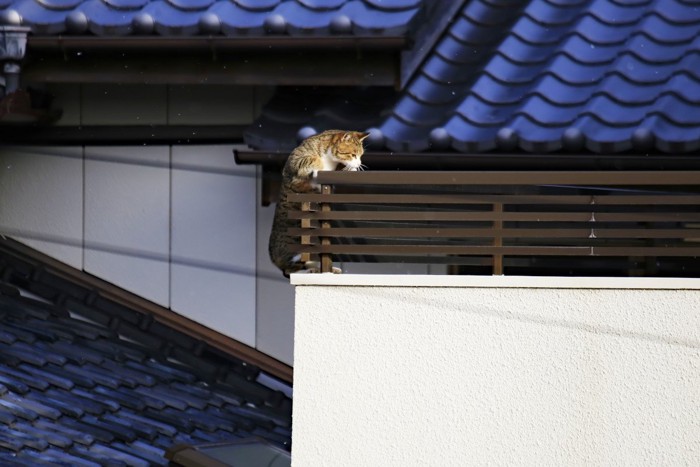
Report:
269,130,369,277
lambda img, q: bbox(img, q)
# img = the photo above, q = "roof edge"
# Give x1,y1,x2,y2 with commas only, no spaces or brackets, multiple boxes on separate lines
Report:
0,236,293,383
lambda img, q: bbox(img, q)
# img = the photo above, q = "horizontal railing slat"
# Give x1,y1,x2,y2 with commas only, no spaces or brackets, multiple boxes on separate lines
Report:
314,171,700,186
292,244,700,257
289,211,700,222
287,227,700,239
289,193,700,206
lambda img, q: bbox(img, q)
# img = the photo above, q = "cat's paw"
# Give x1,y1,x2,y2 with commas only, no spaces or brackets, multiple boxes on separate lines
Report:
304,260,320,273
302,260,341,274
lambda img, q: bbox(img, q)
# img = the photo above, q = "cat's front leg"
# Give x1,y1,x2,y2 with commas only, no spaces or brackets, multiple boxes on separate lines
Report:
310,169,322,192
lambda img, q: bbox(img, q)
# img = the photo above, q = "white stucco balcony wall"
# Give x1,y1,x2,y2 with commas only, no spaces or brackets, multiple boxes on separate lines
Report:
291,274,700,466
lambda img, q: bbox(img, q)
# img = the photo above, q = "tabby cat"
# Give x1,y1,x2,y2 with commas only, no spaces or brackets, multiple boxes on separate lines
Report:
269,129,370,277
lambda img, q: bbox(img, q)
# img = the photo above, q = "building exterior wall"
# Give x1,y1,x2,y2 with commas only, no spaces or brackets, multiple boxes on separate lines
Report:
0,143,297,364
292,275,700,466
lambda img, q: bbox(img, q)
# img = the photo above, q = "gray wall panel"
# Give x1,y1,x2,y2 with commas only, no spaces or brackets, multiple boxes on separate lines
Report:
0,146,83,268
170,145,256,347
84,146,171,306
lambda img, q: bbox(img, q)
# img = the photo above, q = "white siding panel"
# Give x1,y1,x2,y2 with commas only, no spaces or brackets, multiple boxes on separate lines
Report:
170,145,256,347
0,146,83,268
84,146,170,306
255,166,295,366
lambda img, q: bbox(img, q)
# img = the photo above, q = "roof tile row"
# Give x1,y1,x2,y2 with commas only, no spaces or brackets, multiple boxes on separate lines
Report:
0,0,422,36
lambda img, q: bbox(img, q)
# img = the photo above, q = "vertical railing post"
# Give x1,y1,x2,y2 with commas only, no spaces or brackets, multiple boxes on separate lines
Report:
320,184,333,273
492,202,503,275
300,200,311,265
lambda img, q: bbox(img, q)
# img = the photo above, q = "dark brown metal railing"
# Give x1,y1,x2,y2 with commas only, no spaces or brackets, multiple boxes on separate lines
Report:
288,171,700,276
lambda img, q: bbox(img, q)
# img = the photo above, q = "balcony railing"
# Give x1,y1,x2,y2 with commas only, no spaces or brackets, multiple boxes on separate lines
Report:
288,171,700,276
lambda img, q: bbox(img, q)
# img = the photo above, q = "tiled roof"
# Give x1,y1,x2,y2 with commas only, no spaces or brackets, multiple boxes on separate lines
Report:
0,0,422,36
0,285,291,465
0,240,292,467
246,0,700,154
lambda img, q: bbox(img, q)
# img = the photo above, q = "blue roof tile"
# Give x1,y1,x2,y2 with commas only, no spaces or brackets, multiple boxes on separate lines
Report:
449,15,501,44
12,422,74,448
105,0,148,7
274,1,335,34
37,0,82,9
525,0,586,25
142,1,201,35
4,392,63,420
233,0,281,11
363,0,420,10
655,0,700,23
0,426,49,449
34,418,95,445
298,0,345,10
407,74,463,106
340,0,419,34
169,0,214,10
26,391,86,417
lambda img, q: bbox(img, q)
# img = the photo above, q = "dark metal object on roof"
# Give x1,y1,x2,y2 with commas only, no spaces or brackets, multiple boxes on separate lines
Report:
167,438,291,467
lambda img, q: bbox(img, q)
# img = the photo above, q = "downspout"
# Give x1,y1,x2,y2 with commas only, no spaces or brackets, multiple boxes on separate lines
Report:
0,25,29,97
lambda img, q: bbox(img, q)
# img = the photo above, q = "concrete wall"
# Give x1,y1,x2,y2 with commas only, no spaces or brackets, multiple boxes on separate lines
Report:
292,275,700,466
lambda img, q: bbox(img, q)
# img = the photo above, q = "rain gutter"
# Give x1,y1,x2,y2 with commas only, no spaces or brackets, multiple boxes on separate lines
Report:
234,150,700,171
27,35,408,53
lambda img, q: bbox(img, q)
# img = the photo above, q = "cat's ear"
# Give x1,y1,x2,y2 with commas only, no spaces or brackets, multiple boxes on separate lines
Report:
357,132,371,141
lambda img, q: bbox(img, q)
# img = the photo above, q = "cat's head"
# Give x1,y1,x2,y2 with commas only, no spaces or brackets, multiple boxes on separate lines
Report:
331,130,370,171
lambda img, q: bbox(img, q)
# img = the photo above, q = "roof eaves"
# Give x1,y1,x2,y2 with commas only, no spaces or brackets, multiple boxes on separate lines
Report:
22,35,406,86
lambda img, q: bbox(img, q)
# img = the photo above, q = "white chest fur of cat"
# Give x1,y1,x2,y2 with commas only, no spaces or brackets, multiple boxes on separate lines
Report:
312,147,362,184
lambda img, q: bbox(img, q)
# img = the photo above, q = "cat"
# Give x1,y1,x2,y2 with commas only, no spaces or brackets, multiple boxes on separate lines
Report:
269,129,369,278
